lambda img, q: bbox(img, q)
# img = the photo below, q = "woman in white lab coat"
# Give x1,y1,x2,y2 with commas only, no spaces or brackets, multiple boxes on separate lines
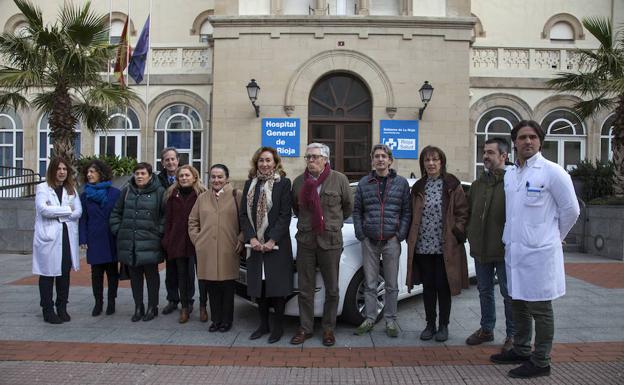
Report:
32,157,82,324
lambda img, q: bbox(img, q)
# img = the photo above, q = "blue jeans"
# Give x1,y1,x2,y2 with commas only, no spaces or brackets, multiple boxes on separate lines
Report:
475,260,513,337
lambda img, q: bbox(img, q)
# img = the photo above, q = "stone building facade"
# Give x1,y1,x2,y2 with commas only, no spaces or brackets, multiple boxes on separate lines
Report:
0,0,622,184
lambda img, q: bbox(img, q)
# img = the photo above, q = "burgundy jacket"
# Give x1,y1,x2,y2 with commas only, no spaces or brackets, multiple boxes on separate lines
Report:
162,189,198,259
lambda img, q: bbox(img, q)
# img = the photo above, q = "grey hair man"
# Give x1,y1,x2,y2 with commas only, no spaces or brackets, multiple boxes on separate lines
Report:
290,142,353,347
352,144,411,337
465,138,514,351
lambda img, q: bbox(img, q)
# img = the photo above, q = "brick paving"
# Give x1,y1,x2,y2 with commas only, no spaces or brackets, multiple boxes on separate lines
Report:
0,360,622,385
565,263,624,289
0,340,622,368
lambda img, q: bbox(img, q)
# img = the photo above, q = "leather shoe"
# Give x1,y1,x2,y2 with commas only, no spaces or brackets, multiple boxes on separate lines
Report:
56,306,71,322
322,330,336,347
420,323,436,341
290,328,313,345
219,323,232,332
199,306,208,323
131,304,145,322
43,309,62,324
162,301,178,315
142,306,158,321
179,308,189,324
508,361,551,378
490,349,531,364
435,325,448,342
92,300,103,317
105,300,115,315
208,322,220,332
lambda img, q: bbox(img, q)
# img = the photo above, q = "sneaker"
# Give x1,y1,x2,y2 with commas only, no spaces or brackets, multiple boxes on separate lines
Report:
502,336,513,352
354,319,375,335
490,349,530,365
508,361,551,378
465,328,494,345
385,321,399,338
420,323,436,341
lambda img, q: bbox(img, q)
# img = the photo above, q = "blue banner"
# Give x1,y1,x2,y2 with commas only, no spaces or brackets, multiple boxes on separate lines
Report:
380,120,419,159
261,118,300,157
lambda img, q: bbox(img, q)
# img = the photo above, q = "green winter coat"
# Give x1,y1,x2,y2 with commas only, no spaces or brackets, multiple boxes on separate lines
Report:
109,175,165,266
466,168,506,264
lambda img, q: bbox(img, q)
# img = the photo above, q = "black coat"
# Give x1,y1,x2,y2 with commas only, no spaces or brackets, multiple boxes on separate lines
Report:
109,176,165,266
239,177,293,298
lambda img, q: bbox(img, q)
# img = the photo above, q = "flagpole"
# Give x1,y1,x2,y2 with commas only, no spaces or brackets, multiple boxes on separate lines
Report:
145,0,152,165
105,0,112,156
123,0,131,158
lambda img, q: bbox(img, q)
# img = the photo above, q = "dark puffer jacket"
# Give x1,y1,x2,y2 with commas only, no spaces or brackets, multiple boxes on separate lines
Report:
353,169,412,242
109,175,165,266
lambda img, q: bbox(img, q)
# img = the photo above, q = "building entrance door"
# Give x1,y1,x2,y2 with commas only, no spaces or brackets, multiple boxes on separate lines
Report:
308,73,372,181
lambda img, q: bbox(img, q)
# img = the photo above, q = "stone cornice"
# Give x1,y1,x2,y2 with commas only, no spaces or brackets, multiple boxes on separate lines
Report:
209,15,476,31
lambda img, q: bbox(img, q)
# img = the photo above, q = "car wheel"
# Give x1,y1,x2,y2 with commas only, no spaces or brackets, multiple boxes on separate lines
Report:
340,268,385,326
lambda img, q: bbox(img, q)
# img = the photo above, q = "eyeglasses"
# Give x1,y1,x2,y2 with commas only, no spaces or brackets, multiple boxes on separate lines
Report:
304,154,324,161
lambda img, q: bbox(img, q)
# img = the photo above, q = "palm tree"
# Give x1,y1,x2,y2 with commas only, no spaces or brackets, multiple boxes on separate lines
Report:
547,17,624,196
0,0,136,165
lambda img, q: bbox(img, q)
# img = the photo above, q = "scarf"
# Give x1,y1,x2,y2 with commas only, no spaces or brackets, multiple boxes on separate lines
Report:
84,181,112,207
299,163,331,234
246,171,280,243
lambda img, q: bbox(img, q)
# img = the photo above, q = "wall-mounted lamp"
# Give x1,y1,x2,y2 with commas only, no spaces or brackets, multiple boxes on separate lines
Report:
418,80,434,120
246,79,260,117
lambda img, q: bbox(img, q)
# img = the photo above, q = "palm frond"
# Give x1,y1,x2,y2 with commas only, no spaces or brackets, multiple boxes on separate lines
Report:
583,17,613,50
82,82,140,107
0,91,30,112
31,91,57,112
0,67,43,90
61,1,109,47
574,97,615,119
14,0,43,32
72,102,109,133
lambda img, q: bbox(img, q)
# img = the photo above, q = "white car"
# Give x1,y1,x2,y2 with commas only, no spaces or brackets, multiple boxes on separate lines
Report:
235,180,476,325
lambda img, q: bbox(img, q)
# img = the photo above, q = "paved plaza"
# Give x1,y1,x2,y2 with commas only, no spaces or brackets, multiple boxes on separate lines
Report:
0,251,622,384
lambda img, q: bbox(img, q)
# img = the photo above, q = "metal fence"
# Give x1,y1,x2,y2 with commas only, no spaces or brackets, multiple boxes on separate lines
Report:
0,166,43,198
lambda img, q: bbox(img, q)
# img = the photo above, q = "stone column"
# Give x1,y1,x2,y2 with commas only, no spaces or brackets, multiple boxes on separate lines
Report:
400,0,412,16
271,0,283,15
357,0,370,15
314,0,327,15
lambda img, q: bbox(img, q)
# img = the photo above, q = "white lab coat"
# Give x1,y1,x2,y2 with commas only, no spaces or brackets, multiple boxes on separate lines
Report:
32,183,82,277
502,153,580,301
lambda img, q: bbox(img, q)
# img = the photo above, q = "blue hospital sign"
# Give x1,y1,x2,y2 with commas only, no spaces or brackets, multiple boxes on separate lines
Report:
261,118,300,157
380,120,419,159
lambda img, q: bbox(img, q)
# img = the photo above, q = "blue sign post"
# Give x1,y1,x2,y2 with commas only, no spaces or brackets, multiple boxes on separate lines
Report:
380,120,419,159
261,118,300,157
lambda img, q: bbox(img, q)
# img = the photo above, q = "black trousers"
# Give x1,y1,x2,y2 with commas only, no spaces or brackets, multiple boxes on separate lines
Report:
128,263,160,308
417,253,452,326
91,262,119,302
165,256,195,305
198,280,208,307
39,245,72,311
204,279,235,325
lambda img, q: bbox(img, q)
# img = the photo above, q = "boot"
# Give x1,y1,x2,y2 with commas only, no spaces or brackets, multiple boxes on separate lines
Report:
179,307,190,324
131,304,145,322
268,297,285,344
199,305,208,323
92,299,103,317
56,305,71,322
143,306,158,321
42,308,62,324
249,298,270,340
105,299,115,315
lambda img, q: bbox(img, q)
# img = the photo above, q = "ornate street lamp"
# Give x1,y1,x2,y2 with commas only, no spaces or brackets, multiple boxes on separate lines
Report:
246,79,260,117
418,81,434,120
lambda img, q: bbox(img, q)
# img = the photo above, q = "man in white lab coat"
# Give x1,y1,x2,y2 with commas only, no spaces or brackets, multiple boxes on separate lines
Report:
490,120,580,379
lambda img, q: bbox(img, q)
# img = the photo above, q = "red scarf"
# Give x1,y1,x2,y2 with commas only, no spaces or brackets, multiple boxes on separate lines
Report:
299,163,331,234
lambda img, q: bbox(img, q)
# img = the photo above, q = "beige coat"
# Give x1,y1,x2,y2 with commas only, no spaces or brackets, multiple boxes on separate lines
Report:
188,184,242,281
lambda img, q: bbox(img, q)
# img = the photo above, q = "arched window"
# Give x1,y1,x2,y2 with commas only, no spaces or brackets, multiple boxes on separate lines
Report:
199,20,213,43
155,104,203,174
95,108,141,159
38,113,81,177
541,109,586,171
14,21,29,37
601,114,615,162
474,108,519,177
109,19,125,44
550,21,574,42
0,109,23,174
